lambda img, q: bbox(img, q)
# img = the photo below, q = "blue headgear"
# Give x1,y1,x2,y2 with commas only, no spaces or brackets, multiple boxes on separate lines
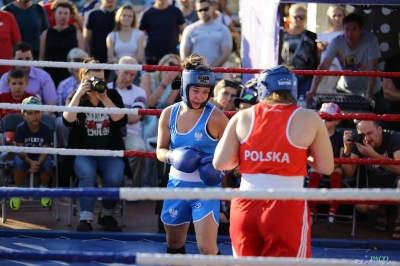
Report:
181,69,216,109
257,66,297,102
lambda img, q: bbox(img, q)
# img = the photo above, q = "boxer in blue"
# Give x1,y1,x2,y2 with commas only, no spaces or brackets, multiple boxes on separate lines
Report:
156,53,229,255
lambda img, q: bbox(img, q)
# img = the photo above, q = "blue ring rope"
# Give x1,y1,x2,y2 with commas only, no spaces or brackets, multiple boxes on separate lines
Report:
0,250,137,263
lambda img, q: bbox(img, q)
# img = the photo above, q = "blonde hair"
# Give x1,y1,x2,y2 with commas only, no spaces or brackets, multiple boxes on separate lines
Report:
113,5,137,31
289,4,307,16
326,5,345,31
154,54,182,88
264,90,296,105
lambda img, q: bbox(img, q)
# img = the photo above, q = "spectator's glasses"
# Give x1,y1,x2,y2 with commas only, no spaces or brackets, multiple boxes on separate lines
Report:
168,62,178,66
323,119,334,122
292,15,306,20
197,6,210,13
72,58,85,62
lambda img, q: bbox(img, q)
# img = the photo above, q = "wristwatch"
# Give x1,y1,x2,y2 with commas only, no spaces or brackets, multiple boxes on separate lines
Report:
341,152,351,158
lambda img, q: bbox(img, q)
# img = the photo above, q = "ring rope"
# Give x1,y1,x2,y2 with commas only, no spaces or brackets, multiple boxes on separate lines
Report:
1,59,400,78
1,146,399,165
0,103,400,121
0,251,381,266
1,187,399,202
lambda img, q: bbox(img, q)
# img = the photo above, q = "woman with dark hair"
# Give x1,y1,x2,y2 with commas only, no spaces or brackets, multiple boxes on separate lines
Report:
213,65,334,258
106,5,144,64
156,53,229,255
63,58,127,232
39,1,84,87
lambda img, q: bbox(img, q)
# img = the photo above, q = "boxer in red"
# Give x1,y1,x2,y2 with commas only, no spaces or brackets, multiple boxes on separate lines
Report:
213,65,334,258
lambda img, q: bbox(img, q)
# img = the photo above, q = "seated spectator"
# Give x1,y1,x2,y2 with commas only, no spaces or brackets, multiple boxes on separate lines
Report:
0,42,57,106
0,68,36,120
63,58,127,232
307,103,343,229
39,1,84,87
0,10,21,77
139,53,181,141
106,5,144,64
341,120,400,240
209,79,241,111
56,48,88,148
10,96,53,211
108,56,147,188
233,78,258,111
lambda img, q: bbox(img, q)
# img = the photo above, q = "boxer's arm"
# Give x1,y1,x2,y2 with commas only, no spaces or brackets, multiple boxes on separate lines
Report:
156,107,172,162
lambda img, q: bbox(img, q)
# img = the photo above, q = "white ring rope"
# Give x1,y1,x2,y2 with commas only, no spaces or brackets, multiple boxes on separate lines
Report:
118,187,400,201
135,254,397,266
0,146,123,157
0,59,143,71
0,103,141,115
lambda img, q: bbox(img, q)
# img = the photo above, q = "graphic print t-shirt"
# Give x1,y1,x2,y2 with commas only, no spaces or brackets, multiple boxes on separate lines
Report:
14,120,52,155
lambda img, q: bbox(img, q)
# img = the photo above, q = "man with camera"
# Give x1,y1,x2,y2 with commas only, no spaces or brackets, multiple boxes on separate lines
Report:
341,120,400,240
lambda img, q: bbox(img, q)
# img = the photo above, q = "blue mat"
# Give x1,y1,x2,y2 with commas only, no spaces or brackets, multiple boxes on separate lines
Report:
0,230,399,265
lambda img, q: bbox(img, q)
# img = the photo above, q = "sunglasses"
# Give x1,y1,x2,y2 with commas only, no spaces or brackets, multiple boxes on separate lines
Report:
197,6,210,13
168,61,178,66
292,15,306,20
324,119,334,122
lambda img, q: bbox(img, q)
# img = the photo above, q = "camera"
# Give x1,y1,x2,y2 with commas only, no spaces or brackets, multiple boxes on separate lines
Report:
86,77,107,93
351,133,365,144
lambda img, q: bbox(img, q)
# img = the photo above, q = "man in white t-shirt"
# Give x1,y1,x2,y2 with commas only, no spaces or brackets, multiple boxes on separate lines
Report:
307,13,381,101
180,0,232,79
108,56,147,188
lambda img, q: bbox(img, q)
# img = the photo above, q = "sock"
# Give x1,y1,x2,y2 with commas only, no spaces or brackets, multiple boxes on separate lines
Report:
166,245,186,254
40,184,48,189
328,171,342,213
307,171,322,214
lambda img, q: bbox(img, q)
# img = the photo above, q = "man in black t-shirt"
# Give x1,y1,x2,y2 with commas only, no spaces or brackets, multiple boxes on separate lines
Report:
341,120,400,240
139,0,185,65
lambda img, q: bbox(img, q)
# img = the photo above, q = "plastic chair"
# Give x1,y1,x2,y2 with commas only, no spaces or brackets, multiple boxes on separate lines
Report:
0,114,59,223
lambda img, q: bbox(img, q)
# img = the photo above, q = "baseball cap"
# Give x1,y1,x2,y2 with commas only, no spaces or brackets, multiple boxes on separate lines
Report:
318,102,341,115
21,96,42,113
233,87,258,107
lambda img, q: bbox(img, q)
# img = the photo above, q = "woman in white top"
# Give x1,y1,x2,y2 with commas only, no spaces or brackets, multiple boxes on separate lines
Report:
106,5,145,64
316,5,345,93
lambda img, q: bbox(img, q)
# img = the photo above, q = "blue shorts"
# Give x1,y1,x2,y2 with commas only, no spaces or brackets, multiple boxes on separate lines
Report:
13,154,53,173
161,178,221,226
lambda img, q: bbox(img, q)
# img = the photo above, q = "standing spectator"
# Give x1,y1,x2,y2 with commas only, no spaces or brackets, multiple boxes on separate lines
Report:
56,48,88,148
2,0,49,60
63,58,127,232
307,13,381,102
83,0,116,78
177,0,198,26
209,79,240,111
281,4,318,98
180,0,232,80
80,0,100,20
11,96,53,211
106,5,145,64
0,42,57,106
0,10,21,77
315,5,345,94
40,0,83,29
39,1,84,87
139,0,185,65
108,56,147,188
0,68,36,120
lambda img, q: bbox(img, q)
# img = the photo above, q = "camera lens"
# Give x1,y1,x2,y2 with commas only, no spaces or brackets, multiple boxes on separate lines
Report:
92,80,106,93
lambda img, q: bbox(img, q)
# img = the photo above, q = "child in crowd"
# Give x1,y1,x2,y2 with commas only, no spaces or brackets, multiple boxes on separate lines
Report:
0,68,37,120
307,102,343,229
10,96,53,211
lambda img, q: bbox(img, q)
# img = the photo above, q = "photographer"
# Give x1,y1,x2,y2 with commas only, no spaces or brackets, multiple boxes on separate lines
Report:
63,58,128,232
342,120,400,240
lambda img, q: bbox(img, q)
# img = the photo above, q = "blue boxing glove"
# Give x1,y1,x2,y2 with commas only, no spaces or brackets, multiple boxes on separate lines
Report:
198,156,227,186
165,146,201,173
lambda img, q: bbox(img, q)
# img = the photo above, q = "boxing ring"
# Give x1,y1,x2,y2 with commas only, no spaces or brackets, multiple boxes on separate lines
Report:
0,59,400,265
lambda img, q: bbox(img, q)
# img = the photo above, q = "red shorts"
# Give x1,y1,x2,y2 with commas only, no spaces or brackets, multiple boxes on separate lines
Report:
230,198,311,258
